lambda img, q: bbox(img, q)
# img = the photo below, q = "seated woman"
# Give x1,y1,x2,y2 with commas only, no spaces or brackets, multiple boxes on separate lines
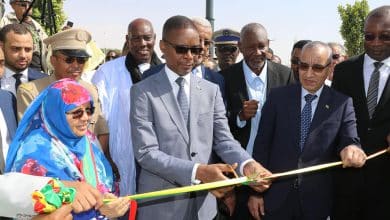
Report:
5,79,129,219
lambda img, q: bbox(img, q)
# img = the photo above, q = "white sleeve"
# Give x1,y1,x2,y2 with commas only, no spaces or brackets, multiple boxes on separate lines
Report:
0,173,50,218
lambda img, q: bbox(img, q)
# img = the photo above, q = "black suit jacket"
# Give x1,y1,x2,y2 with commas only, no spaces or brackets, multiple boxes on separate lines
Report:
222,60,294,149
332,54,390,217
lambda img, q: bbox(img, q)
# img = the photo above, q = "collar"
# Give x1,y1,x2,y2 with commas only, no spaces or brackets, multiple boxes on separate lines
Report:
364,54,390,68
301,85,324,99
4,67,28,79
165,65,191,87
243,60,267,85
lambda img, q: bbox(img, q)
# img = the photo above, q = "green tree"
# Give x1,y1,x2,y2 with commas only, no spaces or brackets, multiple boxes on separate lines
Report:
337,0,369,56
31,0,67,36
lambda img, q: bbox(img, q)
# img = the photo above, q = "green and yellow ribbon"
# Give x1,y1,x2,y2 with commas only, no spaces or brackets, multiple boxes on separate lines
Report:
104,148,389,203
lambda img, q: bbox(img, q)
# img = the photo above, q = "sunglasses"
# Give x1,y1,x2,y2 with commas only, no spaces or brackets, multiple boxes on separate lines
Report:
163,40,203,55
298,61,330,73
364,33,390,42
56,55,88,65
217,45,238,53
14,2,29,7
332,54,341,60
66,107,95,119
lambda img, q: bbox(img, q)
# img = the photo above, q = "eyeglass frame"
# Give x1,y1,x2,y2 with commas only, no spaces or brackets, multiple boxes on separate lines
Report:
66,107,95,119
364,33,390,42
55,53,89,65
298,61,331,73
216,45,238,53
163,39,203,55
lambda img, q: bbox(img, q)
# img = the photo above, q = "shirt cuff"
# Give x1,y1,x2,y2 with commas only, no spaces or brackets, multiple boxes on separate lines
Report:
240,159,255,176
236,114,247,128
191,163,201,185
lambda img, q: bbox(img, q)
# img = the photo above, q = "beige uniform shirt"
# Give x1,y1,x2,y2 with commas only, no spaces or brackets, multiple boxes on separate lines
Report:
16,75,109,136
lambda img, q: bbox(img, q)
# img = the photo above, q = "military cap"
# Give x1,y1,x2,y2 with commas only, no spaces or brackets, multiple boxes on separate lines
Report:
213,28,240,45
43,28,91,57
9,0,32,4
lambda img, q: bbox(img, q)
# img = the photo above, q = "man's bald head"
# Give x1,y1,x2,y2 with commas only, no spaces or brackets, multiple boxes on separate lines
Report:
126,18,156,64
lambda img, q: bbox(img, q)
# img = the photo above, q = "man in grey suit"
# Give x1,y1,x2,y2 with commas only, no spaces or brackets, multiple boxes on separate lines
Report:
130,15,272,220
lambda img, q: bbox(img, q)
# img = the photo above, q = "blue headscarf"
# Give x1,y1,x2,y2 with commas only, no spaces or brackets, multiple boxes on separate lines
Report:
5,79,113,219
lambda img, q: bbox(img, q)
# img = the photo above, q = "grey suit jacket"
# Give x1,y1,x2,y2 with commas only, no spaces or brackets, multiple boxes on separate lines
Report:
130,68,251,220
0,90,17,173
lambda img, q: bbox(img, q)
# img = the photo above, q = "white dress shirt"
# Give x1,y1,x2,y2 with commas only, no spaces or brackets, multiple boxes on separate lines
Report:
138,63,151,74
192,65,203,79
236,60,268,156
363,55,390,102
0,67,28,96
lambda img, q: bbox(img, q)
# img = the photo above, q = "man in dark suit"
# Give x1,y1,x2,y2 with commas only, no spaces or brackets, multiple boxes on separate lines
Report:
250,41,366,220
220,23,294,219
331,6,390,220
0,23,46,97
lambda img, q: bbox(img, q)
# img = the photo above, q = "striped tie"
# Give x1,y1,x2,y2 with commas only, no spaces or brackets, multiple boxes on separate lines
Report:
367,62,383,118
175,77,189,125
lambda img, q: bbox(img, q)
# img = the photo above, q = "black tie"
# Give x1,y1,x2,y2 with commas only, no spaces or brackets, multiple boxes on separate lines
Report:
13,73,23,91
367,62,383,118
175,77,189,125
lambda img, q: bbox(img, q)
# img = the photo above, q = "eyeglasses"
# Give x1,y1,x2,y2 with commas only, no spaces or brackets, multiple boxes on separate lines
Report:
364,33,390,42
129,35,154,42
217,45,238,53
298,61,330,73
332,54,341,60
14,2,29,7
203,39,213,47
163,40,203,55
56,55,88,65
66,107,95,119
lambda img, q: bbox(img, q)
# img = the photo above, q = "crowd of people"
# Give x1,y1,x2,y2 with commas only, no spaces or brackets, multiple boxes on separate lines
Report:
0,0,389,220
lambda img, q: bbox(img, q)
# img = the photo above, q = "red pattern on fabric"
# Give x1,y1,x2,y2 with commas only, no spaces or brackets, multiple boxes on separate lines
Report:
21,159,47,176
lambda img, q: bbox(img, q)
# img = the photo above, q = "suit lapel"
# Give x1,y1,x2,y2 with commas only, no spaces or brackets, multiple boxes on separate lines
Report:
303,86,332,153
233,61,249,101
154,71,189,143
355,55,370,117
288,85,302,154
189,74,202,141
266,61,277,96
375,71,390,114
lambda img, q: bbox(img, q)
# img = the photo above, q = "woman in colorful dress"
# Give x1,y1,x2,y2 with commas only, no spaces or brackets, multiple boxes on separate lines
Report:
5,79,130,219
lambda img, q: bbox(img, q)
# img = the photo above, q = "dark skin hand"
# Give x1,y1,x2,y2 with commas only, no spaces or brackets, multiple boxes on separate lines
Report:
239,100,259,121
196,163,238,198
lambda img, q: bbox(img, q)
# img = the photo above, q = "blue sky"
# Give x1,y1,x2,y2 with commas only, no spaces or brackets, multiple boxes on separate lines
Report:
5,0,389,65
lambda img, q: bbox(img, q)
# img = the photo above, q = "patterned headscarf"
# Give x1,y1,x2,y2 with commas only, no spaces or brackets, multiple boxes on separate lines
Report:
5,79,113,219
